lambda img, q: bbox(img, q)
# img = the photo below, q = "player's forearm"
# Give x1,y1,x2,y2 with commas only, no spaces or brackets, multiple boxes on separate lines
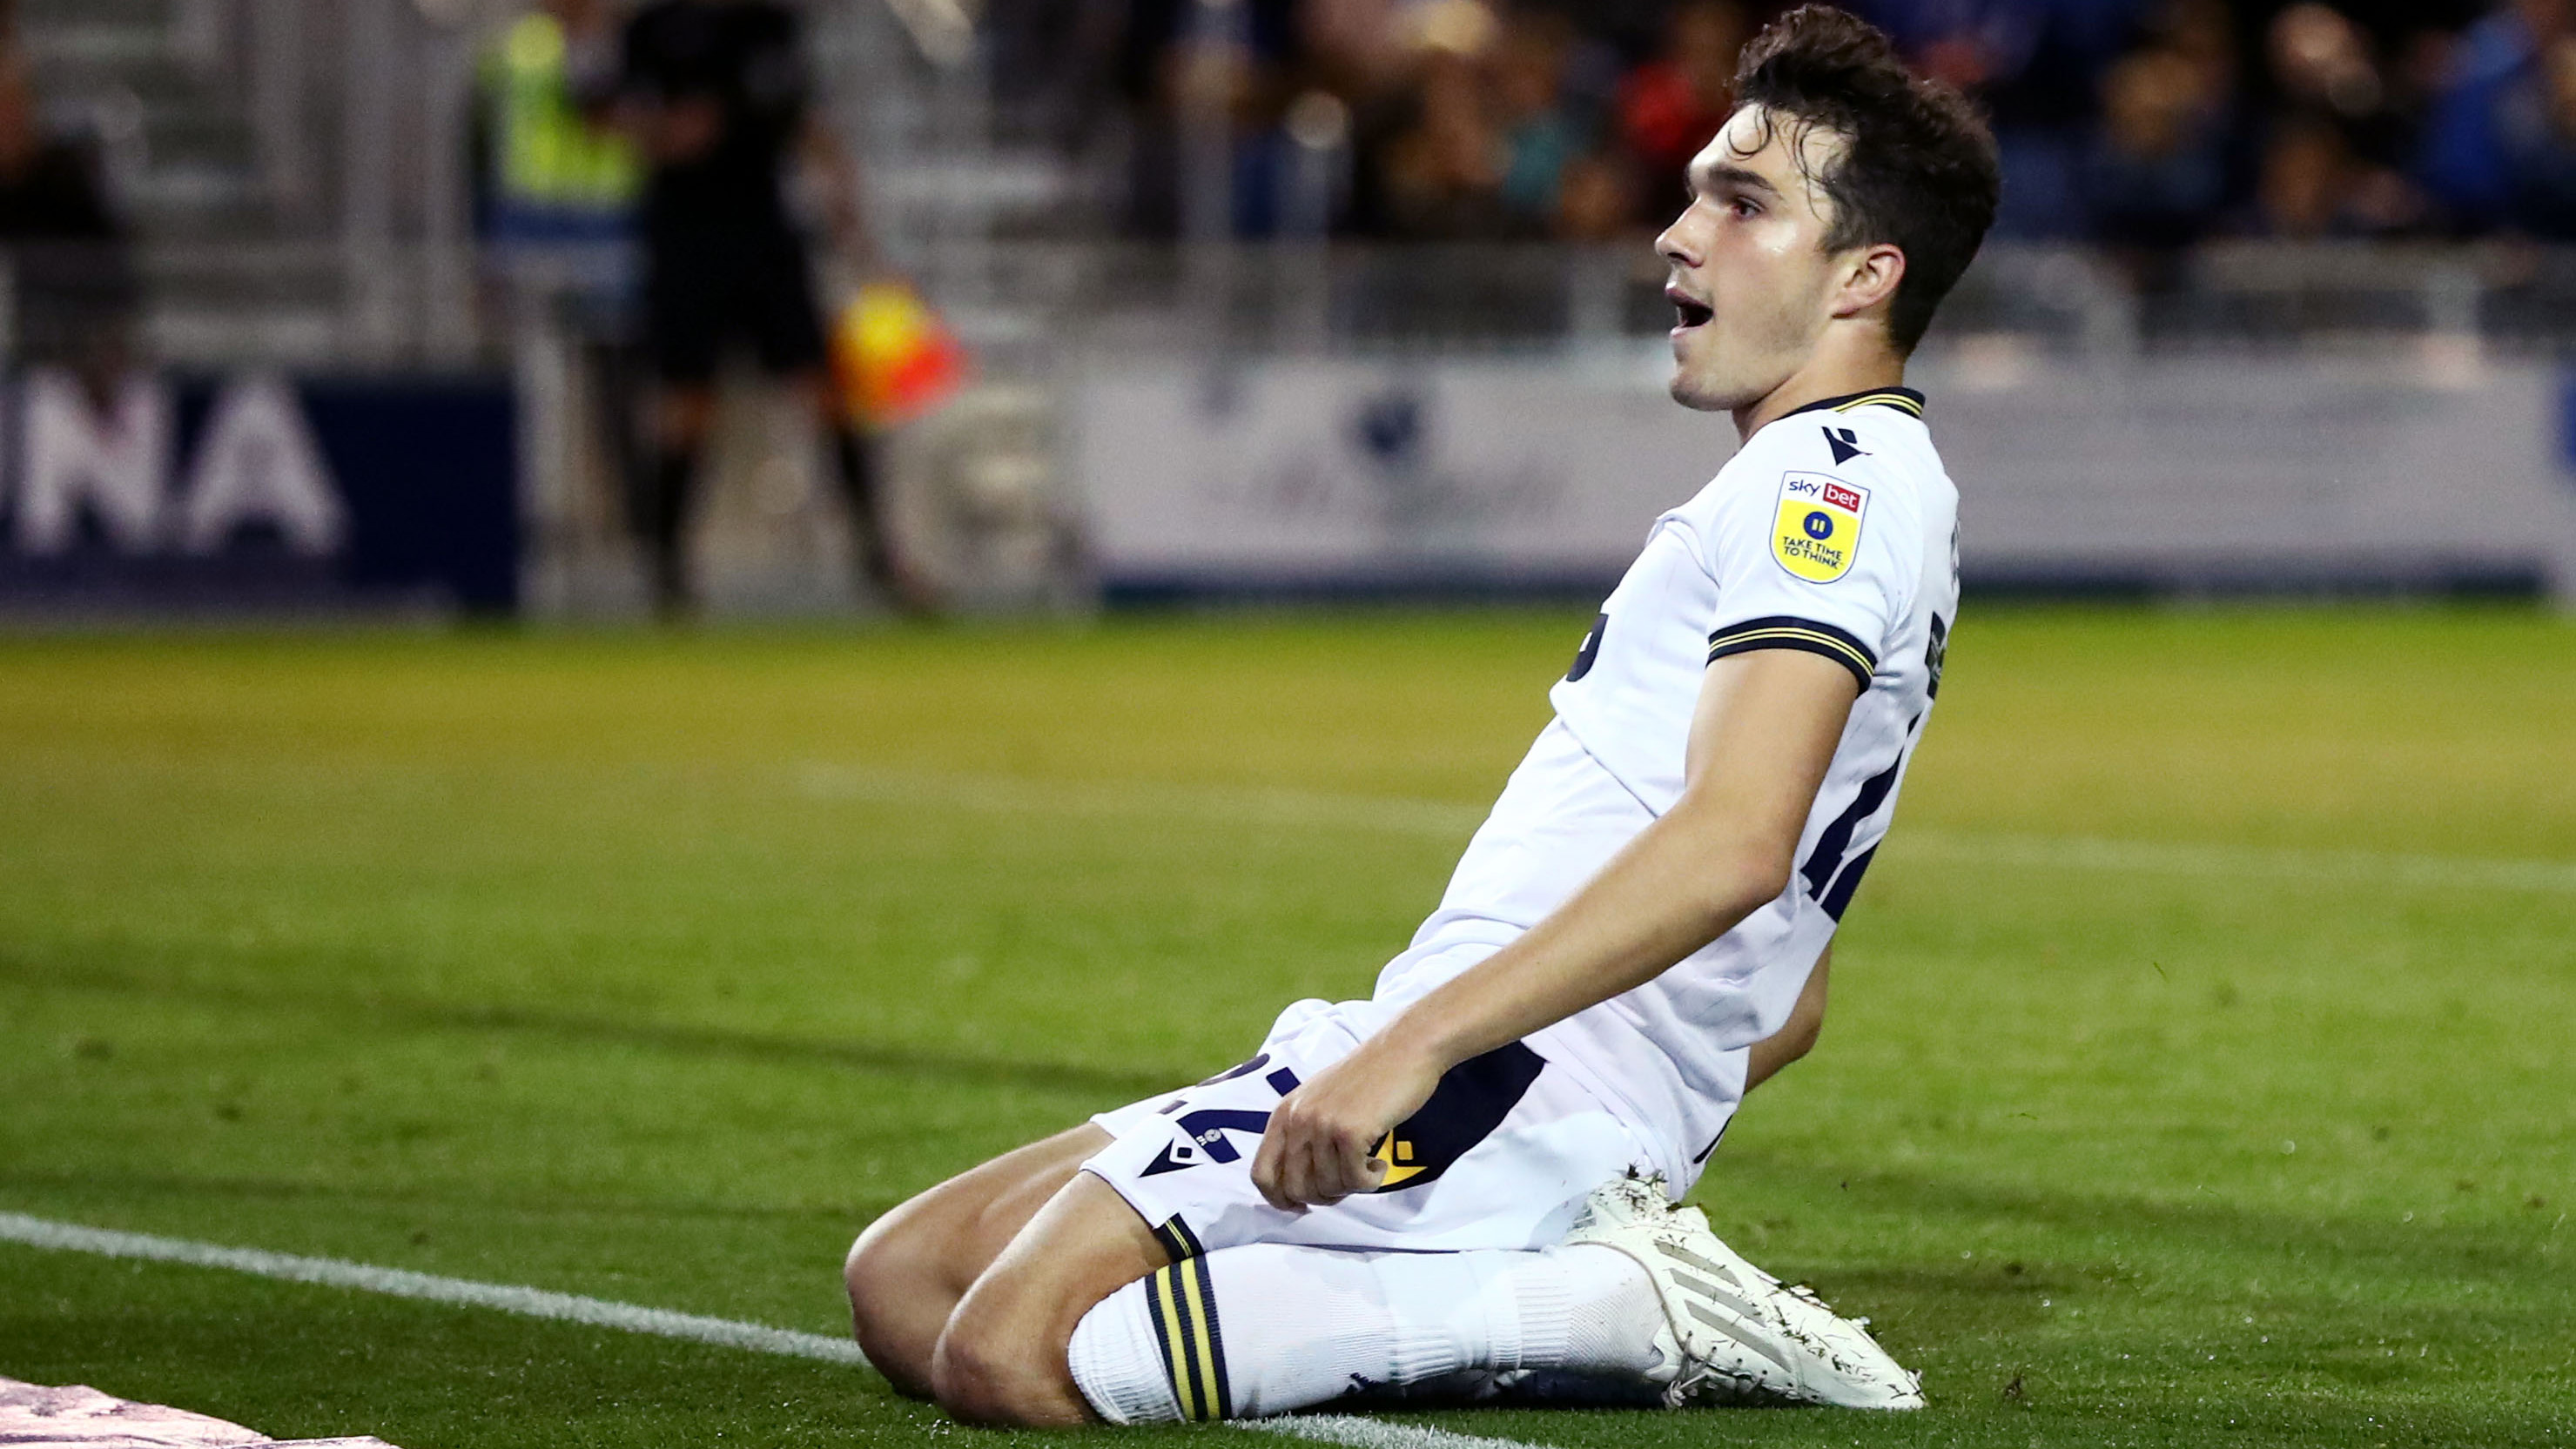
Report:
1389,795,1791,1071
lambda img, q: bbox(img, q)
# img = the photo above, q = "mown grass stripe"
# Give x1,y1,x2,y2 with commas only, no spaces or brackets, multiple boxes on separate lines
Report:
0,1212,1546,1449
794,765,2576,895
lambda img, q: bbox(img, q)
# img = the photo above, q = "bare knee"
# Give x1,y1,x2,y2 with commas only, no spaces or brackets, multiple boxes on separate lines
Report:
843,1205,919,1311
926,1170,1164,1426
844,1204,949,1399
844,1126,1114,1401
930,1293,1086,1428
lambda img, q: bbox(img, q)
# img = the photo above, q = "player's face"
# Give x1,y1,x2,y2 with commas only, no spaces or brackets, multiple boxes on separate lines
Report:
1656,106,1852,413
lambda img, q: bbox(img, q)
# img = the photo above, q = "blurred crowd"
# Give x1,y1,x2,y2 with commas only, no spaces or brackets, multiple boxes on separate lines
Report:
1092,0,2576,252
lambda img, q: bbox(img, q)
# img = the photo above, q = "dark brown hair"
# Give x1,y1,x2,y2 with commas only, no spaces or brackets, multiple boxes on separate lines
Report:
1733,6,2001,353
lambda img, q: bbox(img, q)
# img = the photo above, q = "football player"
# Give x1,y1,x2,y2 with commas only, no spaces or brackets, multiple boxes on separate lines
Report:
844,4,2000,1424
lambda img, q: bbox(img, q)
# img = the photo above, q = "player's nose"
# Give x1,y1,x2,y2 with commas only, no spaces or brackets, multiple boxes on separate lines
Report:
1654,214,1699,271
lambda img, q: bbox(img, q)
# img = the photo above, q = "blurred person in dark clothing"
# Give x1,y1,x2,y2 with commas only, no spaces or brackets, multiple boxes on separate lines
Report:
1373,6,1512,239
2250,112,2365,233
1856,0,2151,237
2418,0,2572,231
613,0,929,617
1554,144,1644,239
0,59,139,404
1615,2,1750,221
2490,17,2576,236
2078,26,2236,261
1490,8,1589,232
2244,3,2424,235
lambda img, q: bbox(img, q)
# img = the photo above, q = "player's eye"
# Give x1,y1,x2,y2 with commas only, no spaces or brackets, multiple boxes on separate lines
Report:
1731,197,1761,219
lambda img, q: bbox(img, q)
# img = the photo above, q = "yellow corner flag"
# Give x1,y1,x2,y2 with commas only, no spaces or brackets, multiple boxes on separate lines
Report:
832,281,971,432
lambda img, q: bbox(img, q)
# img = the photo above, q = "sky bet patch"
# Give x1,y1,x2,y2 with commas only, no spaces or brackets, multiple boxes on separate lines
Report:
1772,472,1868,582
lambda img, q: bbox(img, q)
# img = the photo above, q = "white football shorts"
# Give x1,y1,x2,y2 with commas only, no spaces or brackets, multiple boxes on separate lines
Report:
1082,976,1661,1260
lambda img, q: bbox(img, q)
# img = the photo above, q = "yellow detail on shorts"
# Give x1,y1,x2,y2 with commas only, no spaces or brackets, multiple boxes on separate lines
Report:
1370,1132,1427,1187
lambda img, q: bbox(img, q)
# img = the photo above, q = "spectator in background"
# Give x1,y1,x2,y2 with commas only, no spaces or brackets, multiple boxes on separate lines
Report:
1366,1,1623,242
478,0,637,250
1615,2,1749,222
1114,0,1301,237
2418,0,2571,231
1374,3,1510,238
1490,8,1586,231
612,0,928,618
1093,0,2538,247
1554,144,1644,240
2254,112,2364,234
0,57,138,406
2492,9,2576,236
2247,3,2423,235
2078,27,2235,259
1859,0,2151,237
474,0,649,568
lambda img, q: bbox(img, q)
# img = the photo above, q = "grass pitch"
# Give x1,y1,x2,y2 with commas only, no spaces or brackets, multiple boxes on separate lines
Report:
1,607,2570,1448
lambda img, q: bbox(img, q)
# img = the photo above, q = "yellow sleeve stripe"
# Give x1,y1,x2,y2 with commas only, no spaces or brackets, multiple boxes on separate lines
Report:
1708,617,1877,689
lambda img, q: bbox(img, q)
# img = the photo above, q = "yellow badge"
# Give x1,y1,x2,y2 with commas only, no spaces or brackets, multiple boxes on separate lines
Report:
1369,1131,1426,1188
1772,472,1869,583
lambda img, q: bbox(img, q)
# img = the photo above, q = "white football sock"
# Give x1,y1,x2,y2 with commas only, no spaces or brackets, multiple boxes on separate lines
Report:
1065,1242,1658,1422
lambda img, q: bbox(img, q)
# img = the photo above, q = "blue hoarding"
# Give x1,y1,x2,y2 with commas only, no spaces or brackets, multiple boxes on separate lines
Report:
0,369,518,614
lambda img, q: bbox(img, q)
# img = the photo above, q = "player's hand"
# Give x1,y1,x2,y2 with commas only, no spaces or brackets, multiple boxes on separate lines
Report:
1250,1033,1443,1211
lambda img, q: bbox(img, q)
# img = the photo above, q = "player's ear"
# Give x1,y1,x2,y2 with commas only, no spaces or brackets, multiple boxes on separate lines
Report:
1831,243,1906,322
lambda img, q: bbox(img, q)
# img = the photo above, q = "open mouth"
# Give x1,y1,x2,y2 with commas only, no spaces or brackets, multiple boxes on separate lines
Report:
1668,288,1713,332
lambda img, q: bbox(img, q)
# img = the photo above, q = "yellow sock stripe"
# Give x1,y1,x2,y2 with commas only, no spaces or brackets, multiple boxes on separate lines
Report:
1176,1251,1229,1419
1145,1266,1201,1420
1708,626,1873,677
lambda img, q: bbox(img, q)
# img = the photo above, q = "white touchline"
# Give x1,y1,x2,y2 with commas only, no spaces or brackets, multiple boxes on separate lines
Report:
0,1212,863,1365
795,764,2576,896
1241,1415,1550,1449
0,1213,1559,1449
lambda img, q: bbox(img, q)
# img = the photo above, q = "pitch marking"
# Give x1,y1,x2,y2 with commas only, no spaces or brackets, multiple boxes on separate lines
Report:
0,1212,1551,1449
0,1212,864,1365
1242,1416,1549,1449
796,765,2576,895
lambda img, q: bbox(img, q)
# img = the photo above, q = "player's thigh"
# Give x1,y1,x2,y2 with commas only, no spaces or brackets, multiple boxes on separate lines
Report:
846,1123,1109,1305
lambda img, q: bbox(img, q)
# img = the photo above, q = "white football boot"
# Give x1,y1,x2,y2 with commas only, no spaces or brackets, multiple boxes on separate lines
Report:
1562,1172,1926,1411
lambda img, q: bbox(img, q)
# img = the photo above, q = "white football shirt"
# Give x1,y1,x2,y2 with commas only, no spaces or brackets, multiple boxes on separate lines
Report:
1373,388,1960,1186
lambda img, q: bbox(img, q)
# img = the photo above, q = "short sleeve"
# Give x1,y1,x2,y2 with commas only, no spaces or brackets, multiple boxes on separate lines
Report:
1699,457,1919,691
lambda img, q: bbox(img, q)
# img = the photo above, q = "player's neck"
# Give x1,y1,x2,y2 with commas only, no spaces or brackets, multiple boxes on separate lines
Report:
1732,339,1907,439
